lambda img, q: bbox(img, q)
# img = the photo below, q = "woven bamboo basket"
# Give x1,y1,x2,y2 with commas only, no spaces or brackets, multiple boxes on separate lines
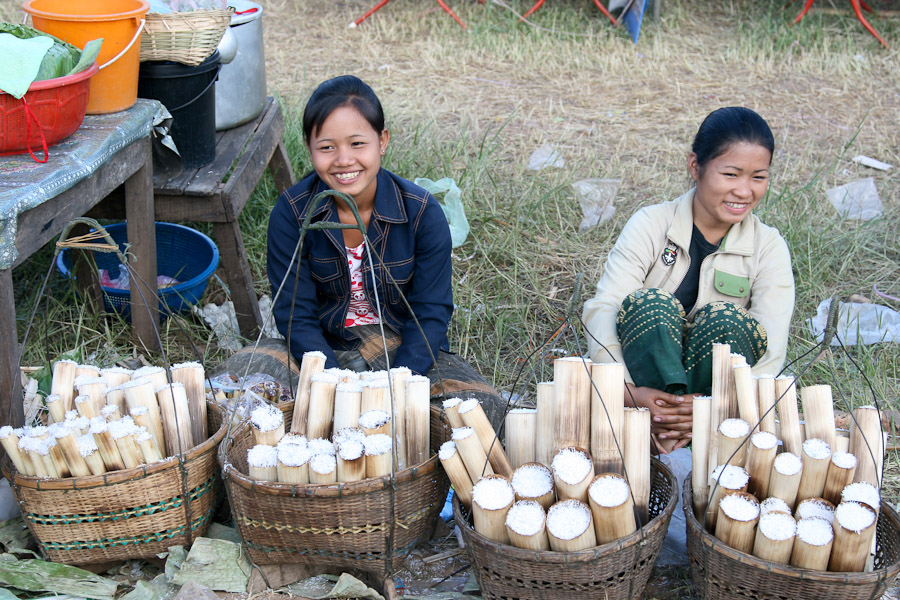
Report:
140,9,233,66
1,404,226,565
454,458,677,600
219,404,451,575
684,478,900,599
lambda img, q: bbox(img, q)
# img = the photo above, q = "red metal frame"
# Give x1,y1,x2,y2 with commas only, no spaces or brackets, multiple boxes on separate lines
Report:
522,0,617,24
790,0,887,48
352,0,486,29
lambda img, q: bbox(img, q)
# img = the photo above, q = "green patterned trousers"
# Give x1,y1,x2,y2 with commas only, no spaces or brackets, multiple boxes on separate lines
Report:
616,288,768,396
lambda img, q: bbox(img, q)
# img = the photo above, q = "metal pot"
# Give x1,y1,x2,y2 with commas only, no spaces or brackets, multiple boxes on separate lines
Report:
214,0,266,131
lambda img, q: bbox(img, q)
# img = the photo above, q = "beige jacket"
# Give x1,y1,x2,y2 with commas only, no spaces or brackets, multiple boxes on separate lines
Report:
583,188,795,385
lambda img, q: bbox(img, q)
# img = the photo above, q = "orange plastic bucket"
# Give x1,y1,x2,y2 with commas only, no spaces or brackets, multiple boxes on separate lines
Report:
23,0,149,114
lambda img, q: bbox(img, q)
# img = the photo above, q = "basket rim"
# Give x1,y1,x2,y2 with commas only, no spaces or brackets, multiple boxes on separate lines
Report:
5,403,227,491
17,63,100,94
218,403,447,497
454,457,678,564
683,476,900,584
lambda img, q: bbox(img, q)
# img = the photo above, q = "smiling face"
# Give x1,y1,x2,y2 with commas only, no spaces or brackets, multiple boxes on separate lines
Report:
308,105,389,208
689,141,772,244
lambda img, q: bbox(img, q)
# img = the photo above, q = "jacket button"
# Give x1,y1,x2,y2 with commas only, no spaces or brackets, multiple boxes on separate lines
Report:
718,282,724,287
739,287,745,293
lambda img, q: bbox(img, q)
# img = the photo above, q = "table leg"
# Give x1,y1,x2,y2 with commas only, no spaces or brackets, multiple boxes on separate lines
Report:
0,269,24,428
125,138,160,352
214,219,262,340
268,140,296,194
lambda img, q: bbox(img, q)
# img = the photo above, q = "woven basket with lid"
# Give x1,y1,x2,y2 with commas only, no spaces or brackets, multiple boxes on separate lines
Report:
140,8,232,65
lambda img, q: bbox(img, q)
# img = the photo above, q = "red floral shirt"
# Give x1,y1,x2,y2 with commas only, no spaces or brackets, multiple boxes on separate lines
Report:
345,242,380,327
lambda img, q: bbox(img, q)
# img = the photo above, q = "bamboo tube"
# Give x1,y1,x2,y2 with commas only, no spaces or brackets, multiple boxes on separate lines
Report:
715,491,759,554
75,364,100,380
278,444,312,484
439,441,474,507
90,418,125,471
511,462,555,510
733,364,758,430
442,397,465,429
768,452,803,508
797,438,832,504
122,378,165,450
101,404,121,421
796,498,835,524
775,376,803,456
801,385,836,450
364,434,393,478
708,343,731,483
360,379,389,414
552,357,592,454
170,362,207,444
692,395,712,520
45,394,66,424
718,418,750,468
823,452,858,505
841,481,881,513
45,438,69,478
359,409,391,436
389,367,411,471
505,500,550,550
0,426,31,476
505,408,537,470
850,405,885,487
551,447,594,503
829,502,878,572
706,464,750,532
623,406,651,524
726,353,747,418
77,434,106,475
332,381,363,433
405,375,431,468
588,473,637,544
132,366,168,393
20,438,48,478
472,475,515,544
100,366,132,389
535,381,555,468
105,386,126,416
360,369,388,382
247,444,278,481
51,359,77,412
305,372,339,440
547,499,597,552
290,350,327,434
74,394,97,419
746,431,778,500
157,383,195,456
756,374,777,434
753,511,796,564
71,415,89,436
336,439,366,483
29,425,49,440
331,427,362,447
326,368,358,384
790,517,834,570
460,399,513,478
129,406,163,460
452,426,493,482
835,430,851,453
250,403,285,448
760,496,792,517
307,438,336,457
590,362,624,475
37,440,62,479
110,421,143,469
136,430,163,464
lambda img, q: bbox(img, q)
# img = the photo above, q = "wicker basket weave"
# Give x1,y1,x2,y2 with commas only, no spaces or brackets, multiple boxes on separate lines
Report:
2,404,226,565
684,478,900,599
219,404,451,575
140,9,233,66
454,458,678,600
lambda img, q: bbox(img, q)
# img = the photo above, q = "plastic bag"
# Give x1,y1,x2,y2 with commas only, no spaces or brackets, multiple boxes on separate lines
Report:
807,298,900,346
572,178,620,232
826,178,884,220
526,142,565,170
414,177,470,248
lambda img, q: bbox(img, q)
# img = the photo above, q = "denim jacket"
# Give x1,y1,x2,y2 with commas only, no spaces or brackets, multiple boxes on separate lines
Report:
267,168,453,375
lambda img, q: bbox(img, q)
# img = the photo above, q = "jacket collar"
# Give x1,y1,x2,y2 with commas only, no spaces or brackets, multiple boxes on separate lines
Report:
668,187,756,257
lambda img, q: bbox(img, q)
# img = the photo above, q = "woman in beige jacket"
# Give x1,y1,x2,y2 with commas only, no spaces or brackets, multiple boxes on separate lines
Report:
582,107,795,452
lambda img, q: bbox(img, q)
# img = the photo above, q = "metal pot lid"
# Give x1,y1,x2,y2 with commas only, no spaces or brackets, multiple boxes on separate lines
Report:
229,0,262,26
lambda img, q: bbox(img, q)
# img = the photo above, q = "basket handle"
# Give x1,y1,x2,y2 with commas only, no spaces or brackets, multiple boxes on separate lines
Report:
99,18,146,70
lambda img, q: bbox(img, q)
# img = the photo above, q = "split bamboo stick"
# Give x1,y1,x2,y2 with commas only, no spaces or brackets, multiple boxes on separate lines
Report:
505,408,537,470
247,444,278,481
405,374,431,467
359,409,391,437
692,395,712,520
74,394,97,419
75,364,99,380
50,359,77,412
100,367,132,390
824,452,858,505
753,511,796,564
250,403,285,447
775,376,803,456
77,434,106,475
535,381,555,468
90,418,125,471
552,357,592,454
706,464,750,533
745,431,778,500
46,438,69,478
306,372,339,440
45,394,66,424
136,430,163,464
389,367,411,471
511,462,555,510
439,441,474,507
442,397,465,429
718,418,750,468
505,500,550,550
623,406,651,524
590,362,624,475
850,405,885,487
756,374,777,434
332,381,363,434
121,378,165,449
157,383,195,456
278,444,312,484
452,426,492,482
290,350,327,434
472,475,515,544
129,406,163,460
360,379,389,414
460,399,513,478
733,364,758,430
801,385,836,450
829,502,878,572
552,447,594,503
835,430,851,453
56,429,91,477
714,491,760,554
336,439,366,482
109,421,143,469
797,438,832,505
547,499,597,552
791,517,834,570
363,434,392,478
588,473,637,544
170,362,207,444
709,343,731,484
768,452,803,509
105,386,126,417
0,427,32,476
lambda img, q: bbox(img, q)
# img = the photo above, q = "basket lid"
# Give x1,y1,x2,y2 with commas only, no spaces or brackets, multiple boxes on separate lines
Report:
229,0,262,26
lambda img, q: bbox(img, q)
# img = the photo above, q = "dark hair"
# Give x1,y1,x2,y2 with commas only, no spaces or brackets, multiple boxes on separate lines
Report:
302,75,385,143
691,107,774,172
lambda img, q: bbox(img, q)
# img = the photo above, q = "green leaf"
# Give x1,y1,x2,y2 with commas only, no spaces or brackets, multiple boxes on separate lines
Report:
0,553,119,599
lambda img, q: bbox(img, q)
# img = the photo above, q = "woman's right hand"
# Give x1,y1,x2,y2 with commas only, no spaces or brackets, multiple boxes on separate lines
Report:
624,384,694,449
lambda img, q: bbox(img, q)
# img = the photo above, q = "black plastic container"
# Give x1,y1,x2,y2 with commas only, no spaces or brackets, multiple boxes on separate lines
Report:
138,51,220,168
